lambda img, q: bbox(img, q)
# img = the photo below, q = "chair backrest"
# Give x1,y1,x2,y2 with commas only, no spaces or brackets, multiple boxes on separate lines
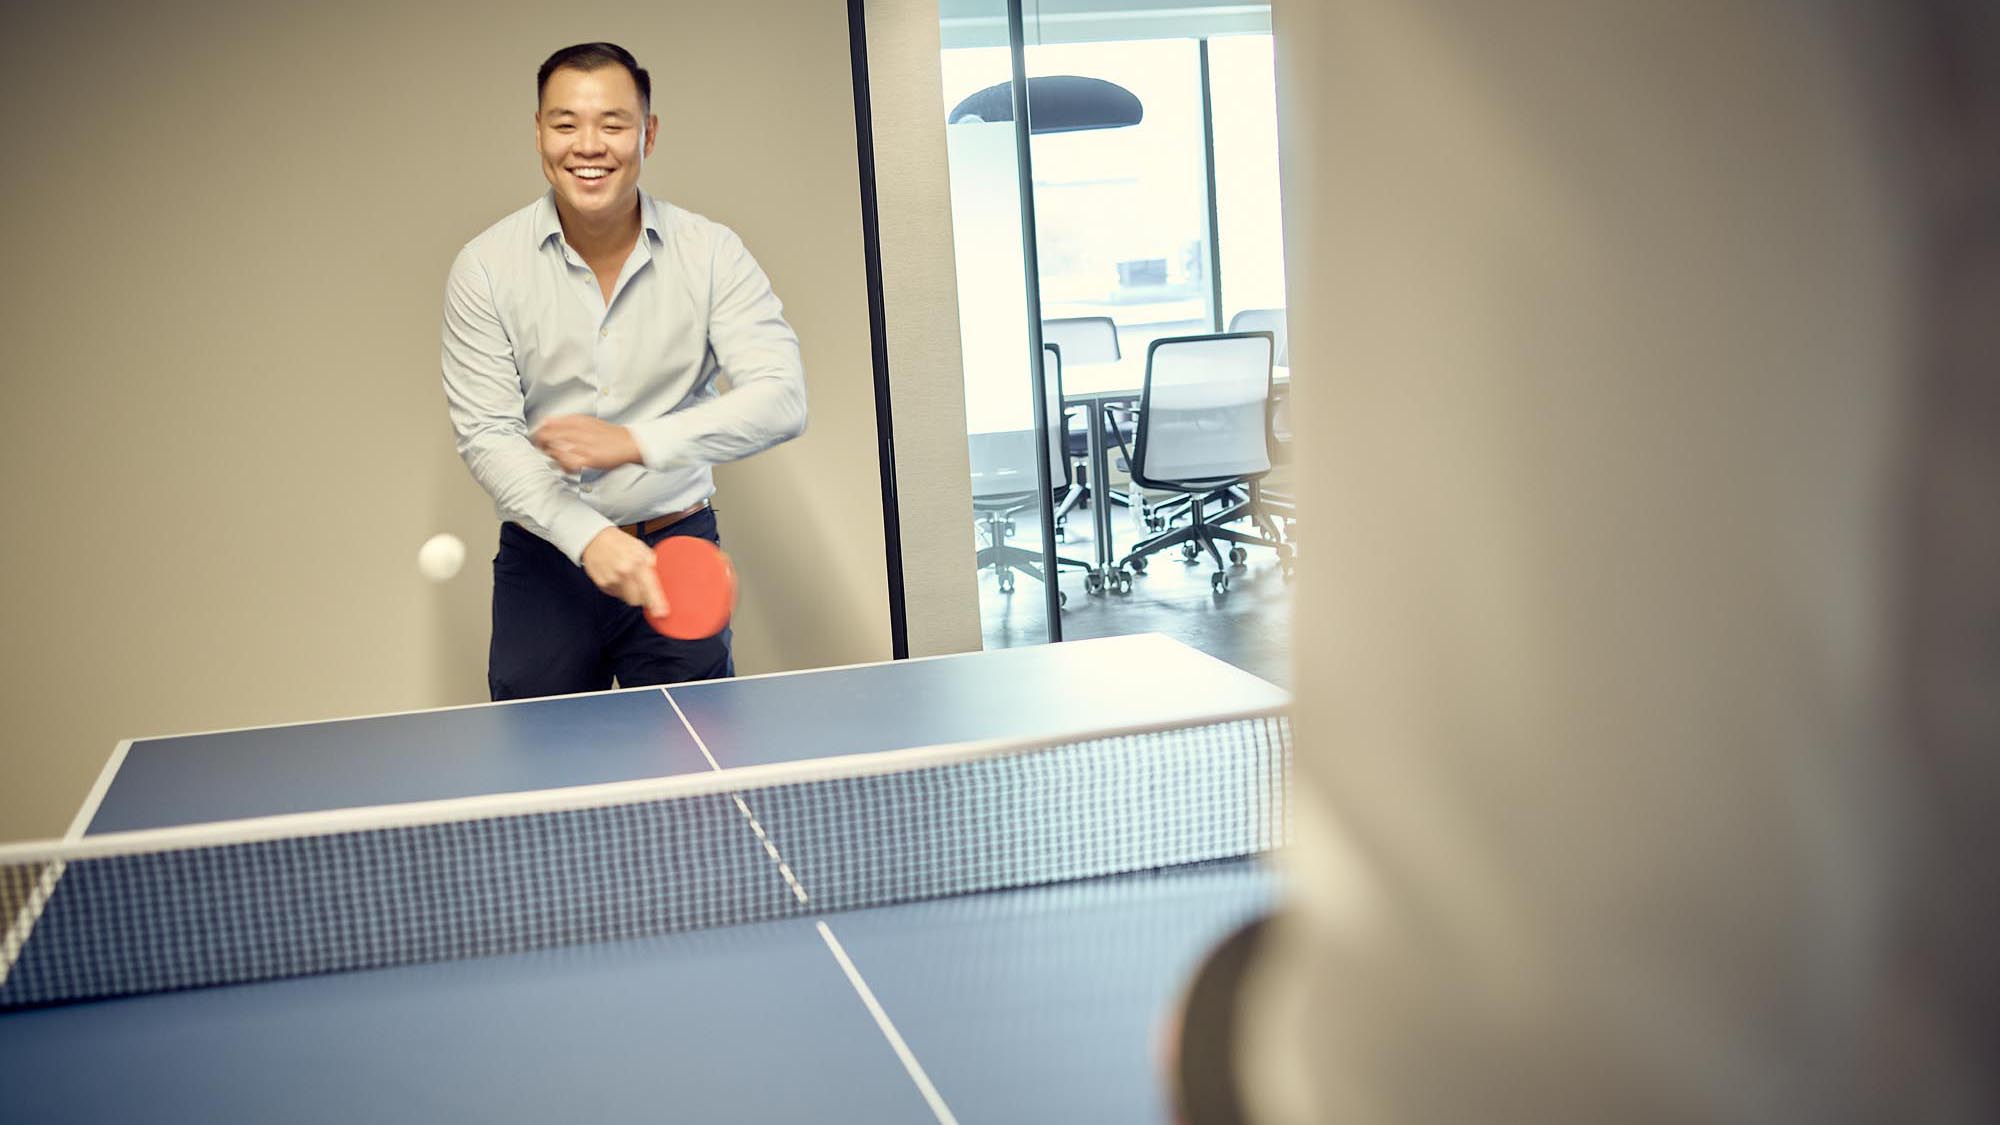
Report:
1040,316,1122,365
969,344,1070,503
1226,307,1288,366
1040,344,1072,490
1131,332,1273,489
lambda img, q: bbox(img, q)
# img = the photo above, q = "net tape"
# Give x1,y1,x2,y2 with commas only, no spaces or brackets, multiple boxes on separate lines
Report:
1,711,1289,1008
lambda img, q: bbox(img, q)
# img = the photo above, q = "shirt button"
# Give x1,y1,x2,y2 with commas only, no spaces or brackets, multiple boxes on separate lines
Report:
600,328,609,338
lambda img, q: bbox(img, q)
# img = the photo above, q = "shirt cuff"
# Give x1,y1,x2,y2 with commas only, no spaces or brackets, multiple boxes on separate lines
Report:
630,414,693,472
548,504,617,566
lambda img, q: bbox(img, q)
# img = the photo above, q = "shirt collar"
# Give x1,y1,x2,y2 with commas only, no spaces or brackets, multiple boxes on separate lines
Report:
533,191,564,248
637,192,665,242
534,190,664,249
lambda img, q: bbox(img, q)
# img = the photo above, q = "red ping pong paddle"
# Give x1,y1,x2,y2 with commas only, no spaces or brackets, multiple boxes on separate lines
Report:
645,537,738,640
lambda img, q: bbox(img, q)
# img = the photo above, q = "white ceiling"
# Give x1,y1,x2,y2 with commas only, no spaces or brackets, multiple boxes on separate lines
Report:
937,0,1272,49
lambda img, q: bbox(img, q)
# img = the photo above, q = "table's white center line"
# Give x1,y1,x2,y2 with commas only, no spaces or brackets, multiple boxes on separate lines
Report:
659,688,958,1124
817,920,961,1125
662,690,809,906
730,794,811,905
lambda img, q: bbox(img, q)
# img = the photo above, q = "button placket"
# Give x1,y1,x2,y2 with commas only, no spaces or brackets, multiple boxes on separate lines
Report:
594,315,616,410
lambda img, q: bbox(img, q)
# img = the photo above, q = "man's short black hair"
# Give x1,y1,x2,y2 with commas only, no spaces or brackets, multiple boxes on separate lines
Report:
537,42,652,113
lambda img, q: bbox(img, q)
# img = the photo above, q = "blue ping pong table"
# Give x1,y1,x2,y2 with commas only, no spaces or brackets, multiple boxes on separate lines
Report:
0,634,1285,1123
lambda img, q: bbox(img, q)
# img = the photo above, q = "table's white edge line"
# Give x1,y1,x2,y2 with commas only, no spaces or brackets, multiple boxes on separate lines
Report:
64,739,133,841
0,861,62,990
111,633,1213,745
119,686,672,744
1,739,133,989
105,649,979,744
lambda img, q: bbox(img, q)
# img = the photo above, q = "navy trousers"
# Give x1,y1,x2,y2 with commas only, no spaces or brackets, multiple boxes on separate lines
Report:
488,508,734,701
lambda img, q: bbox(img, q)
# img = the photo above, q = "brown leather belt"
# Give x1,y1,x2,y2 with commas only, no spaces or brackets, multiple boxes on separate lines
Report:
619,499,709,538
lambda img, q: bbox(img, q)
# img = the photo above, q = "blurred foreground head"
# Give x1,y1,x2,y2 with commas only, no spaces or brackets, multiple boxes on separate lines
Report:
1198,2,2000,1121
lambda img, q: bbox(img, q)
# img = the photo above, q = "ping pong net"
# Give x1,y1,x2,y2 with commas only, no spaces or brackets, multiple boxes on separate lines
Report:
1,706,1289,1009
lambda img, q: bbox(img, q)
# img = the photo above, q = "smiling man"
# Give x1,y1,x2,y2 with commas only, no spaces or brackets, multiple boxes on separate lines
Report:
441,42,807,700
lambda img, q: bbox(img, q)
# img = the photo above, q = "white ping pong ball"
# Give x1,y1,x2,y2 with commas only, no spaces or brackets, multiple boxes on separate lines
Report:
417,533,466,583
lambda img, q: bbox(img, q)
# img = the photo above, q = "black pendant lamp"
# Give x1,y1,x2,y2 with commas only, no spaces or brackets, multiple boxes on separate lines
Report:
948,75,1143,133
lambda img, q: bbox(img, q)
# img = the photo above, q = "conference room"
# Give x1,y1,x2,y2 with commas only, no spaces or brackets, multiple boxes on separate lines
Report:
944,0,1296,684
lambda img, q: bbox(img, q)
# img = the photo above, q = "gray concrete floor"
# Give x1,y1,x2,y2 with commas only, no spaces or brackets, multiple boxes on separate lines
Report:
974,492,1294,690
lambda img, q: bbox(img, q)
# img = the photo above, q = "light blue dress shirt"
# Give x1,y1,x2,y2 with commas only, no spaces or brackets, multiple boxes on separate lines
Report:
441,191,808,563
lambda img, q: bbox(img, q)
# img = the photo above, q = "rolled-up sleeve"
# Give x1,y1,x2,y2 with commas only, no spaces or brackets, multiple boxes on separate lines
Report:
627,229,809,470
440,247,611,563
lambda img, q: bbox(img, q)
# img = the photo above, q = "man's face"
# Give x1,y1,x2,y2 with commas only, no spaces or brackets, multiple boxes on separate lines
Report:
535,65,658,226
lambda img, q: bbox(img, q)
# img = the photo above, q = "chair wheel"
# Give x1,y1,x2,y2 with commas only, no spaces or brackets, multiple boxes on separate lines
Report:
1114,571,1133,595
1229,546,1248,565
1084,571,1104,595
1211,572,1229,595
1181,542,1200,561
1277,542,1295,562
1281,562,1296,582
998,576,1014,594
1059,591,1068,608
1128,556,1147,574
1055,522,1066,541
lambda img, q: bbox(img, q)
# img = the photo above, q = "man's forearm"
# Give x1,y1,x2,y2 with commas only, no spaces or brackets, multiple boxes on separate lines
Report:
628,374,807,472
458,425,611,563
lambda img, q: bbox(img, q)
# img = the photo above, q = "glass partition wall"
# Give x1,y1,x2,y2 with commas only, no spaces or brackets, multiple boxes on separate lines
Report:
940,1,1292,679
945,0,1066,643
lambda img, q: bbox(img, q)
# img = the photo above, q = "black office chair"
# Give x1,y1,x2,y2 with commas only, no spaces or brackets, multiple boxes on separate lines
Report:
1041,316,1138,523
1209,308,1293,543
1111,332,1292,595
971,344,1090,604
1043,343,1087,534
1130,309,1293,538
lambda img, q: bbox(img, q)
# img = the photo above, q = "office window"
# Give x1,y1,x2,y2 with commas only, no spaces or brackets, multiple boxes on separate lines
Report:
1209,35,1288,322
1028,40,1212,353
942,40,1214,356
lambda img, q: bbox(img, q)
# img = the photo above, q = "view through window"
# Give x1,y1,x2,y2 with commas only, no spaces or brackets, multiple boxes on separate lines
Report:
941,18,1292,678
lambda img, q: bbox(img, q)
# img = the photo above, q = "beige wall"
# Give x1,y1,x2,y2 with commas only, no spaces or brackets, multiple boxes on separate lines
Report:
864,0,984,658
0,0,891,841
